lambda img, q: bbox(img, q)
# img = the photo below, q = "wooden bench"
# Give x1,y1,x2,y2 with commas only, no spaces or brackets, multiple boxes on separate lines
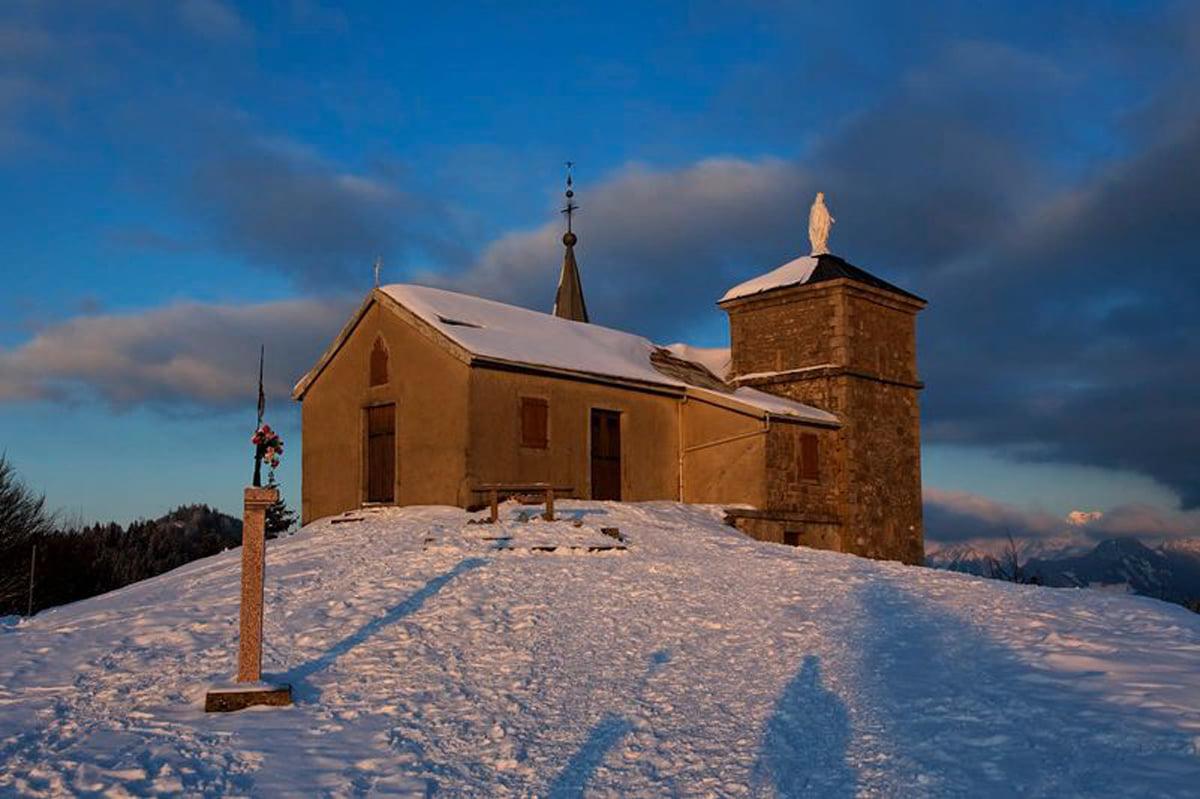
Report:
472,482,575,523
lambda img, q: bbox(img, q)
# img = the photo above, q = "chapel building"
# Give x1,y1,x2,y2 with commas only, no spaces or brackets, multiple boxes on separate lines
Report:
293,194,927,564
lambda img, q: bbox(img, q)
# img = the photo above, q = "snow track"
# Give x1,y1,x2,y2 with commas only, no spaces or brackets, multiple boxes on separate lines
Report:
2,501,1198,796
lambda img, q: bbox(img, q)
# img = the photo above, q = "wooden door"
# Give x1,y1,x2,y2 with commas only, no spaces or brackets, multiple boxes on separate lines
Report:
365,404,395,503
590,409,622,501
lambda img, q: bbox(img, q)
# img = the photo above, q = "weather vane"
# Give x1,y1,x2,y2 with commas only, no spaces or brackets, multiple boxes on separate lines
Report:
373,256,383,288
561,161,578,235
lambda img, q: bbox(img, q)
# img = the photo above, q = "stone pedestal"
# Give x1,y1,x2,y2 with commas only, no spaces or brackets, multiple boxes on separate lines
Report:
205,486,292,712
204,681,293,713
238,486,275,682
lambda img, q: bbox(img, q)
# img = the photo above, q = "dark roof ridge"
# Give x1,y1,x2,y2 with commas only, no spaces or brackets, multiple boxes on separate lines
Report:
810,253,926,303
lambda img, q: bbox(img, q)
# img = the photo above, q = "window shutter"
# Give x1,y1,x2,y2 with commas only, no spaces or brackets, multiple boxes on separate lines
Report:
521,398,548,448
800,432,819,481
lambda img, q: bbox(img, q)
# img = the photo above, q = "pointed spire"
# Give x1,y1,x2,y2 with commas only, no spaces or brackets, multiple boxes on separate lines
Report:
553,162,589,323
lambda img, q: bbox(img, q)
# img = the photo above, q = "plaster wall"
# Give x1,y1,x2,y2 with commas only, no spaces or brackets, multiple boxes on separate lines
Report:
299,302,470,524
466,368,679,501
679,397,767,507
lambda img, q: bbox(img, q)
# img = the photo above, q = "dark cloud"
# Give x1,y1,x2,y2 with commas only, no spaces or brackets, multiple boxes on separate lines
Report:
436,29,1200,507
434,158,812,334
441,36,1076,336
0,296,354,411
920,117,1200,507
186,135,460,288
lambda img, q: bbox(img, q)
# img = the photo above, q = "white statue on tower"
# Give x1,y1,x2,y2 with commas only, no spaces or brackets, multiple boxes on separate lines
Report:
808,191,835,255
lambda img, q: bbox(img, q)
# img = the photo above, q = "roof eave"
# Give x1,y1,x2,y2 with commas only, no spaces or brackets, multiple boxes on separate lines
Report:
685,386,841,427
470,355,685,397
718,276,927,312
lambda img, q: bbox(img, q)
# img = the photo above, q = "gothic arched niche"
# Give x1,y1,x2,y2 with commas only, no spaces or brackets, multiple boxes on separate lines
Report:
369,336,389,387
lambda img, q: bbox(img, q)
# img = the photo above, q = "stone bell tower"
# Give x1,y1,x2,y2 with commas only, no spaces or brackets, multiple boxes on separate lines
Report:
718,196,927,564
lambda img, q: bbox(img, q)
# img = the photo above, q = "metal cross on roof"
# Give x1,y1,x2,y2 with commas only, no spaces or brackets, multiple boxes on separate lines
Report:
561,161,578,234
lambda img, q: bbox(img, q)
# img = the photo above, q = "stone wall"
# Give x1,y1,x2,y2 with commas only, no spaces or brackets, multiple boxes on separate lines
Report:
764,423,840,520
839,378,923,563
728,285,842,377
728,512,842,551
844,291,921,385
723,277,926,565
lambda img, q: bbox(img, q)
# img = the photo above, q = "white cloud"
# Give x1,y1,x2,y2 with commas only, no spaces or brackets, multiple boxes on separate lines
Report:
0,297,353,410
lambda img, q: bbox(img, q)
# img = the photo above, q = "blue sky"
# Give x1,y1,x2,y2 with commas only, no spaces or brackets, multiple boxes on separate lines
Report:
1,1,1198,543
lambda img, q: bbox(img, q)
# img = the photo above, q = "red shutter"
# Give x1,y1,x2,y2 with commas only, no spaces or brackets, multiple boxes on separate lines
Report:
520,397,548,448
800,433,820,481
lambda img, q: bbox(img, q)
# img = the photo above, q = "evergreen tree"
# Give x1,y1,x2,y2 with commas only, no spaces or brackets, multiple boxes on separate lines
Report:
0,493,243,616
264,478,298,539
0,455,56,615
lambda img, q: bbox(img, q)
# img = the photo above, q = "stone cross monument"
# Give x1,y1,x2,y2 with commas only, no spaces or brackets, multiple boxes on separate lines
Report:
205,352,292,713
205,484,292,712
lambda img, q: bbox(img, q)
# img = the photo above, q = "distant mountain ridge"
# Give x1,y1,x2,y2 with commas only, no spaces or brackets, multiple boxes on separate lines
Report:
927,536,1200,607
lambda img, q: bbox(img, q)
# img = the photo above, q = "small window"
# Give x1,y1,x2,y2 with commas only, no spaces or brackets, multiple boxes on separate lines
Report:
370,337,389,386
784,529,802,547
437,315,482,329
799,432,819,481
520,397,548,449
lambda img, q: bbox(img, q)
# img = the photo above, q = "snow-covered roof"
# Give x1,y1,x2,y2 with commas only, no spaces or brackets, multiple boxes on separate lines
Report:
663,343,732,381
371,284,836,424
720,253,927,305
383,284,670,386
720,255,820,303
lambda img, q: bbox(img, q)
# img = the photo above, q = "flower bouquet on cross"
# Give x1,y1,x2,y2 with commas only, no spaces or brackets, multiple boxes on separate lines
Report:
251,423,284,486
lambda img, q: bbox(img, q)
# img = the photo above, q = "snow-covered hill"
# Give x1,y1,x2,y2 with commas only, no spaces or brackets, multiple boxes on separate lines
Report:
2,502,1200,797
